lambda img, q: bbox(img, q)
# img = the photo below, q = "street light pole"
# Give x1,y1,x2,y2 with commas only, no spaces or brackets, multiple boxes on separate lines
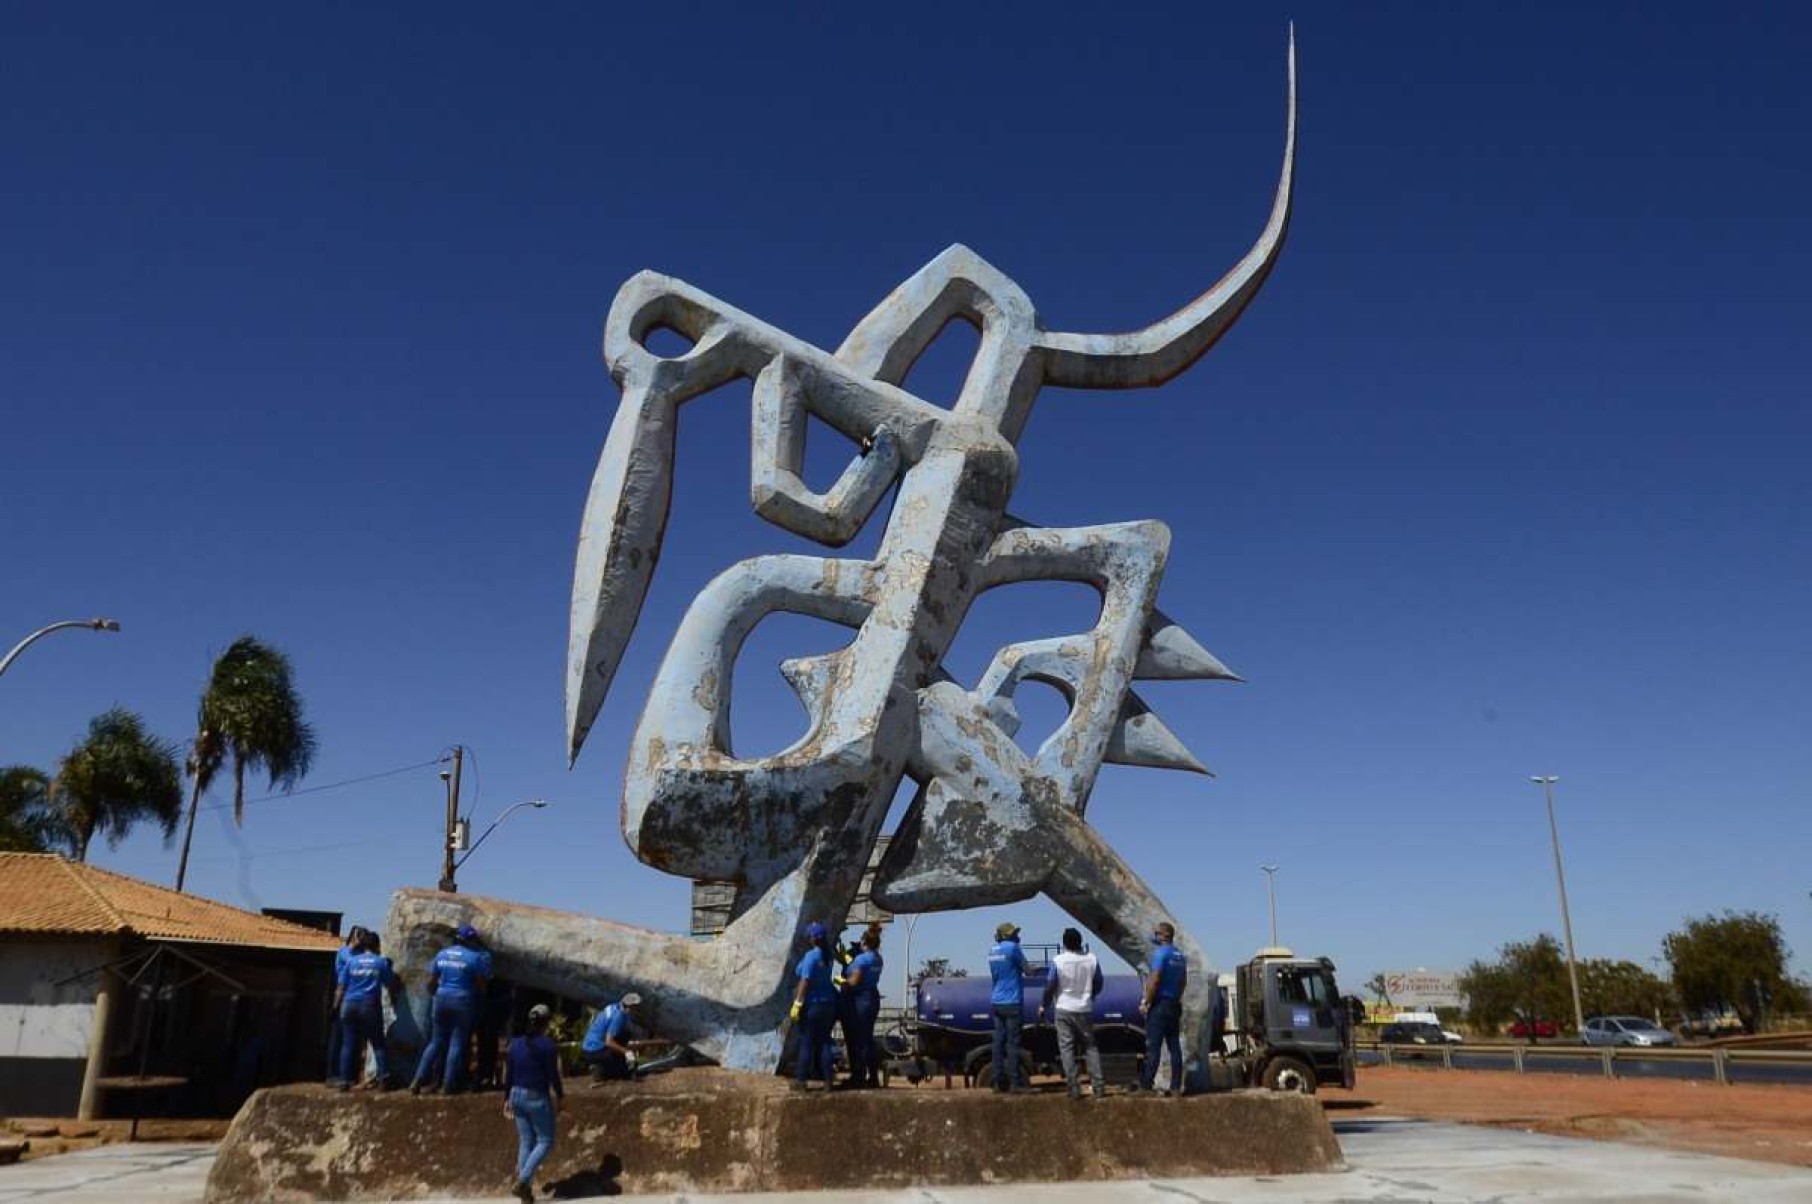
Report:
0,618,121,677
1260,864,1280,947
1531,774,1586,1036
898,912,921,1007
454,798,552,872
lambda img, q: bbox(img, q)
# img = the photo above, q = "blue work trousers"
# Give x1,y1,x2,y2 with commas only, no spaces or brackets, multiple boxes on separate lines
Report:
1142,996,1184,1092
844,993,880,1084
339,1003,388,1085
991,1003,1024,1089
413,994,475,1092
795,1000,837,1087
510,1087,557,1183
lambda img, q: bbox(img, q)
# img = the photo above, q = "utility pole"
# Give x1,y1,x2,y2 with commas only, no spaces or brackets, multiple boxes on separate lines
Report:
1530,775,1585,1037
438,746,464,892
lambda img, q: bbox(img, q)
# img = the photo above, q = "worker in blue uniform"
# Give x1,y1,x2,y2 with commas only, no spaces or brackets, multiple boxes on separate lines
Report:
325,924,367,1086
410,923,492,1095
581,992,644,1083
842,929,884,1088
788,921,838,1091
331,928,401,1090
987,921,1029,1092
1136,919,1188,1095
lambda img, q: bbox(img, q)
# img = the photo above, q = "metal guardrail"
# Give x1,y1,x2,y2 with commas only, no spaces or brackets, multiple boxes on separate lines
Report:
1358,1040,1812,1085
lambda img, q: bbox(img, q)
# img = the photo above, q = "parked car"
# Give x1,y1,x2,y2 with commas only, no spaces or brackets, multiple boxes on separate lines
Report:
1508,1016,1560,1039
1581,1016,1680,1047
1380,1021,1457,1046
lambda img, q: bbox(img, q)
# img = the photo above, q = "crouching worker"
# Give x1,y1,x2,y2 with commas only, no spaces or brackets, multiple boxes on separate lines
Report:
581,992,643,1083
504,1003,563,1204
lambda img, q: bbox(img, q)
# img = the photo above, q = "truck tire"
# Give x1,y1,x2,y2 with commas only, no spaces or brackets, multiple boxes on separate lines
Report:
967,1051,1036,1088
1262,1055,1317,1095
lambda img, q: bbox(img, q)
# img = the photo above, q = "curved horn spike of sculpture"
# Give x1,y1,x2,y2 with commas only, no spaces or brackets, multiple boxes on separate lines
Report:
1036,28,1296,390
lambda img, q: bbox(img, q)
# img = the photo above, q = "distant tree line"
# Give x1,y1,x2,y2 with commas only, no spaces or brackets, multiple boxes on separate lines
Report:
1456,914,1809,1035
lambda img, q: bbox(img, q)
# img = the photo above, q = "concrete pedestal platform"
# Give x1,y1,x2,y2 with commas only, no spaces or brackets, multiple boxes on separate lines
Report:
203,1072,1340,1202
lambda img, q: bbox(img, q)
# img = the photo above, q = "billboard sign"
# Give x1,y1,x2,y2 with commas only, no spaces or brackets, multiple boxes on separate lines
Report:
1380,970,1464,1010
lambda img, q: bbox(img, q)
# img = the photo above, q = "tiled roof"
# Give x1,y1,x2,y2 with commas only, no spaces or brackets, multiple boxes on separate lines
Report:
0,853,340,952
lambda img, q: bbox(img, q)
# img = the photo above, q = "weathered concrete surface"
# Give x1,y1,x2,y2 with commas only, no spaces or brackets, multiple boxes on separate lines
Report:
203,1075,1339,1202
391,35,1301,1084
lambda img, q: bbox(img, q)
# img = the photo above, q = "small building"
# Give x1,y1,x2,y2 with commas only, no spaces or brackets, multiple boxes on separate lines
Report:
0,852,341,1119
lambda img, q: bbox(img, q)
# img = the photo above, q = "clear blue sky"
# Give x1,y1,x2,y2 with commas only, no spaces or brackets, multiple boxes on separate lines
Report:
4,3,1809,996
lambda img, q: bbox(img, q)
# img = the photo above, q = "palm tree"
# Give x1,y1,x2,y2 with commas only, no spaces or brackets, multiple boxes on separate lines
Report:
47,710,184,861
174,636,317,891
0,765,77,855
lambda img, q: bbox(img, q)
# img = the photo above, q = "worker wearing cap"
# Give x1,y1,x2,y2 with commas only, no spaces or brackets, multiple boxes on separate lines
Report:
1136,920,1188,1095
410,923,492,1095
331,929,401,1090
503,1003,563,1204
788,921,838,1091
581,992,643,1083
842,928,884,1089
987,921,1029,1092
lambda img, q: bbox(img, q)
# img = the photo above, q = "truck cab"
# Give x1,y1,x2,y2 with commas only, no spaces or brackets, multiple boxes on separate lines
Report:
1223,947,1355,1094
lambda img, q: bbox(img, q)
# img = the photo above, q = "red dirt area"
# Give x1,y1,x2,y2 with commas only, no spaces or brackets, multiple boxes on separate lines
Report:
1331,1066,1812,1168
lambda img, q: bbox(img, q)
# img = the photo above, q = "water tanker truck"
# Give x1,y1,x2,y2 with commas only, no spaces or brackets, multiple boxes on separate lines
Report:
896,945,1353,1094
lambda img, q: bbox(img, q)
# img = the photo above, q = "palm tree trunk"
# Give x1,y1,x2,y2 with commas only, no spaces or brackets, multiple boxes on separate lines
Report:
173,772,206,892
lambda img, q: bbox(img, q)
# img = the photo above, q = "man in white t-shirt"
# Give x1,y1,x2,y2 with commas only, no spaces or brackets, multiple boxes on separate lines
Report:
1041,926,1107,1099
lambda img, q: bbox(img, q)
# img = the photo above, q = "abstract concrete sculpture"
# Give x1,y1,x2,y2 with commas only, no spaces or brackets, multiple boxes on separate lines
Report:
389,36,1297,1081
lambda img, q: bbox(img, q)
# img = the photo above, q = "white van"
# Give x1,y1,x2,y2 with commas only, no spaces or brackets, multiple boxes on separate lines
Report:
1393,1012,1463,1043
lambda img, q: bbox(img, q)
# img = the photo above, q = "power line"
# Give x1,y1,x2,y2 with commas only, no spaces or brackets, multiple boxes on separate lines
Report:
197,757,446,813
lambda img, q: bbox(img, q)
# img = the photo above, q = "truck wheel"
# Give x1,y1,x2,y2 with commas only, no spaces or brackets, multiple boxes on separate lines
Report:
1262,1056,1317,1095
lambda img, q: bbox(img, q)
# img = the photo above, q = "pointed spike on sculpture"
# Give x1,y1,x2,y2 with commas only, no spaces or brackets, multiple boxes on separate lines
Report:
1134,609,1242,682
780,653,837,712
1104,692,1211,775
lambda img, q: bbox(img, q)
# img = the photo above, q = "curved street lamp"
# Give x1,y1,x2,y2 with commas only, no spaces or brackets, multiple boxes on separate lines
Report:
0,618,121,678
1260,864,1281,947
452,798,553,880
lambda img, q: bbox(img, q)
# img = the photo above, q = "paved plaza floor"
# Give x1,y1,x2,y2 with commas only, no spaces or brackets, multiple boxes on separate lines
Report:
4,1116,1811,1203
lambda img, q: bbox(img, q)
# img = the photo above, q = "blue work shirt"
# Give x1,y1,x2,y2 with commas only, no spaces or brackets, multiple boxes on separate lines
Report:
796,946,838,1005
846,949,883,1001
988,939,1027,1007
581,1002,631,1054
334,943,353,979
1150,943,1187,1001
505,1034,563,1097
430,945,490,998
338,951,398,1006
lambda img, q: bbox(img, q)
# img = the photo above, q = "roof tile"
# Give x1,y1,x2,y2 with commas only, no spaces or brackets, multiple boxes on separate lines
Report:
0,853,340,952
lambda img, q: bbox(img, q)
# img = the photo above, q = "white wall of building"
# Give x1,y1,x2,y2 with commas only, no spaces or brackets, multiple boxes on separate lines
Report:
1,939,104,1059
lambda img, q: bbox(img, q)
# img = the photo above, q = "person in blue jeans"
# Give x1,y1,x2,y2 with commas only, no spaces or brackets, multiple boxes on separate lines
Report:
987,921,1028,1092
842,929,884,1088
504,1003,563,1204
410,923,492,1095
324,924,367,1086
788,921,838,1091
331,929,401,1090
1137,920,1188,1095
580,992,643,1083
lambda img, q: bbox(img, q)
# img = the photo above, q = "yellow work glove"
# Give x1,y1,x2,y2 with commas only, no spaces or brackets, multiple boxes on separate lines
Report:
789,1000,802,1023
832,972,847,990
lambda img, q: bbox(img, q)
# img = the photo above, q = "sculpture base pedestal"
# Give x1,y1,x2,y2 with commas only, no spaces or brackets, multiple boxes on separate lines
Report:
205,1070,1344,1202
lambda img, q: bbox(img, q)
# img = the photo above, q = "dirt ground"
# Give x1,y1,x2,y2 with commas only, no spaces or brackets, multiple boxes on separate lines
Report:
1333,1065,1812,1168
